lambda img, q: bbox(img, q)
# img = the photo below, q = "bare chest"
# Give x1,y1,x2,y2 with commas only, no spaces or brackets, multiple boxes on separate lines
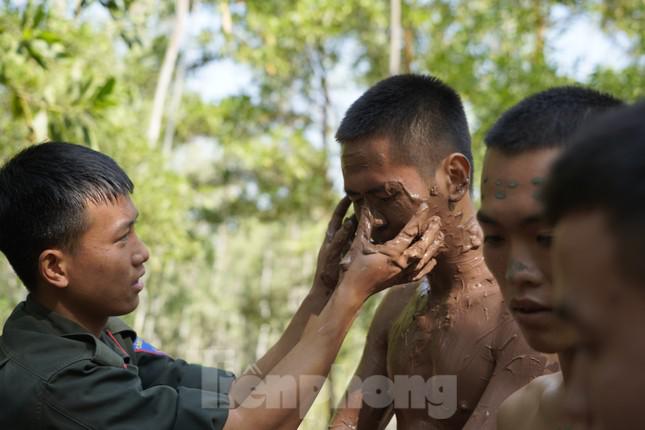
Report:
385,294,505,427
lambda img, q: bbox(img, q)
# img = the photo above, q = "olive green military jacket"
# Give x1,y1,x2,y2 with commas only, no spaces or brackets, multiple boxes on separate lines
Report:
0,296,235,429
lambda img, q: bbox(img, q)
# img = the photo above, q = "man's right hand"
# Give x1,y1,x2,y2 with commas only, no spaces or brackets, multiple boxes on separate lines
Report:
338,203,444,302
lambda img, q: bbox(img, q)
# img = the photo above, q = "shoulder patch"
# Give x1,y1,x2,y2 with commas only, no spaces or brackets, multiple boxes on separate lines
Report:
133,337,166,356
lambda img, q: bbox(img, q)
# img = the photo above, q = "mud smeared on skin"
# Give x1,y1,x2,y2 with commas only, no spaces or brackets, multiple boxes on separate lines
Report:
380,180,547,429
505,259,530,281
482,176,527,201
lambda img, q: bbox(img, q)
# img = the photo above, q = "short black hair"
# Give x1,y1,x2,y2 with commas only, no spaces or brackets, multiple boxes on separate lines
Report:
485,86,624,154
336,74,473,179
543,101,645,282
0,142,133,290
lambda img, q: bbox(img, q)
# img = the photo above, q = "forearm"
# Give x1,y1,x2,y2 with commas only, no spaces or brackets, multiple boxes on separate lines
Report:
249,287,331,377
227,285,363,430
329,286,413,430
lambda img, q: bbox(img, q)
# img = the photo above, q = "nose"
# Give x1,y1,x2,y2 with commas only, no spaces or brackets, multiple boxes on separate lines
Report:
505,244,542,288
370,207,387,228
355,199,388,229
132,235,150,266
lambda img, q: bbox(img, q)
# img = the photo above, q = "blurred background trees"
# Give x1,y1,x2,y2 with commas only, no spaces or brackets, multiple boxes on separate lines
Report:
0,0,643,427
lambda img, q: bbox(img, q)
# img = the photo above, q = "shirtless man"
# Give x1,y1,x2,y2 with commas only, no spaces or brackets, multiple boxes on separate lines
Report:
329,74,545,430
544,102,645,430
476,87,623,430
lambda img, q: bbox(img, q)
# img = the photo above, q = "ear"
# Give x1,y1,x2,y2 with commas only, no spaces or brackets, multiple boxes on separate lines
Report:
440,153,471,203
38,249,70,289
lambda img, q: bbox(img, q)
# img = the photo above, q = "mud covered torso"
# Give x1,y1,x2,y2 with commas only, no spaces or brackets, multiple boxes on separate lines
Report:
386,279,544,429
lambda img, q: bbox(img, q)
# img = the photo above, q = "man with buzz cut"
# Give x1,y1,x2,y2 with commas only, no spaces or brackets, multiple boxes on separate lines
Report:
544,102,645,430
329,74,545,430
476,86,624,430
0,141,441,429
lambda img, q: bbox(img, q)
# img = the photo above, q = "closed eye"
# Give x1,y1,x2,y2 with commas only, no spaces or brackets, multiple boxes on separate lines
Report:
116,229,132,243
536,233,553,248
483,235,505,247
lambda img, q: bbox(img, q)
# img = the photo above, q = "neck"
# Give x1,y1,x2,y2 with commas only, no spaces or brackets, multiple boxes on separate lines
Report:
32,289,107,337
427,199,492,295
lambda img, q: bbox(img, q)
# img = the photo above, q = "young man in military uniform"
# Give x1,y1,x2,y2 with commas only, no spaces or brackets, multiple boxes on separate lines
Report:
0,141,440,429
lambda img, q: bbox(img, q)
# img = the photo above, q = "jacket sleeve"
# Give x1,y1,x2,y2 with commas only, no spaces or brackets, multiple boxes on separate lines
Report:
41,360,232,430
135,350,236,393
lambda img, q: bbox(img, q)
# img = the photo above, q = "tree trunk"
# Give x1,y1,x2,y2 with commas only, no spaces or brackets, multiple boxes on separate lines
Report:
162,54,186,155
389,0,402,75
147,0,190,148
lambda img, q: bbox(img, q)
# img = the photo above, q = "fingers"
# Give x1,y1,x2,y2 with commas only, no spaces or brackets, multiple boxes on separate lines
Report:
412,258,438,281
340,207,375,273
408,218,443,281
355,205,374,245
328,216,358,257
325,196,352,242
403,218,443,269
379,203,430,256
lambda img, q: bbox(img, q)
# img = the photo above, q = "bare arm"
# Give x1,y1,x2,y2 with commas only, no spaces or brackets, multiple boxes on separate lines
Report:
463,310,547,430
224,205,442,430
247,198,356,379
330,284,417,429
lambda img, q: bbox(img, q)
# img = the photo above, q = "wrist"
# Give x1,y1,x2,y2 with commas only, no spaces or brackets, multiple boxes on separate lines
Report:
335,278,369,310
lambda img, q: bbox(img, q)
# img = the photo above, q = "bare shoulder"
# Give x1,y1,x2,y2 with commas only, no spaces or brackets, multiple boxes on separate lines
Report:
370,283,419,332
536,371,565,403
497,373,562,430
509,373,557,404
496,378,541,430
352,282,419,360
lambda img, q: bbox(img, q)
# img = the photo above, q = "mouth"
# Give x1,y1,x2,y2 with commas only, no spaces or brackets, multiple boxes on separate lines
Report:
509,298,559,336
132,271,146,292
509,298,556,327
510,298,551,314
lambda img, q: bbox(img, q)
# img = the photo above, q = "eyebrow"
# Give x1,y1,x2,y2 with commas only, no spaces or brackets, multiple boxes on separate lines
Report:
476,211,545,227
116,211,139,232
476,211,497,225
519,214,545,226
344,185,388,197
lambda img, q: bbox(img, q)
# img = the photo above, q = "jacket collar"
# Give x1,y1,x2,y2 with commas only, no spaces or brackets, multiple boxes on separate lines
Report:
3,295,137,368
21,295,136,339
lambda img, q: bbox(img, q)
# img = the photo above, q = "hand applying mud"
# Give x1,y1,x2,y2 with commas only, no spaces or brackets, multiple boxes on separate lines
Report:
312,196,357,297
338,203,443,302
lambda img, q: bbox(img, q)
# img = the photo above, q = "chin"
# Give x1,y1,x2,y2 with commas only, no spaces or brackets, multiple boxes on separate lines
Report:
114,299,140,316
525,333,570,354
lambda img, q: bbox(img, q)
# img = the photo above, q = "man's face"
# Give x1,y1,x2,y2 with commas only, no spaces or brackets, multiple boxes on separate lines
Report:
342,136,431,244
478,147,576,353
554,211,645,430
63,194,149,322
